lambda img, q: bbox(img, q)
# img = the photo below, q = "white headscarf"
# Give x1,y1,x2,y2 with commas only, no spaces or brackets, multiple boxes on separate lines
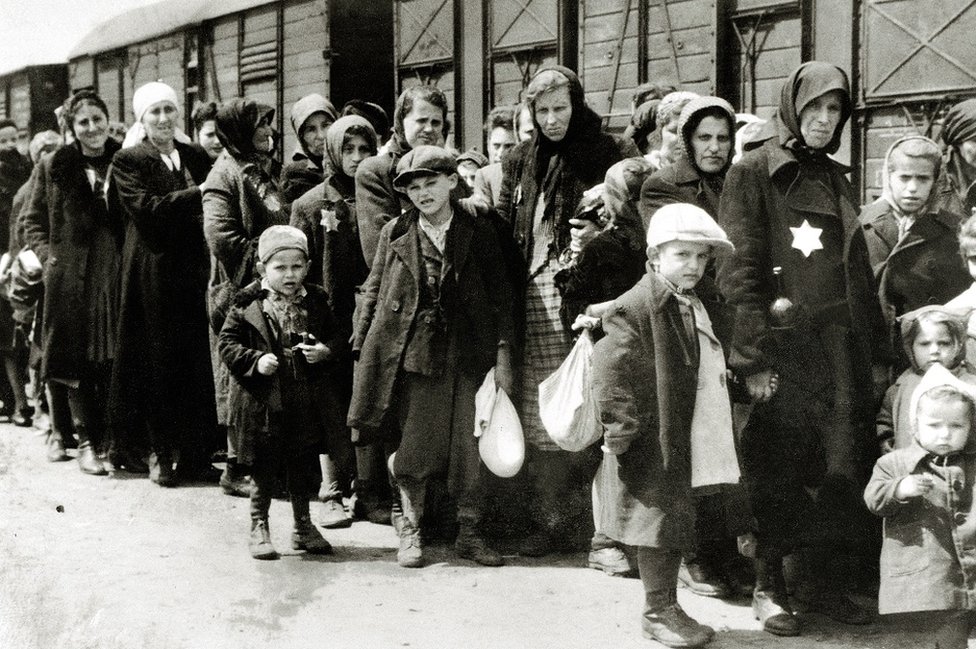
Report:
122,81,192,149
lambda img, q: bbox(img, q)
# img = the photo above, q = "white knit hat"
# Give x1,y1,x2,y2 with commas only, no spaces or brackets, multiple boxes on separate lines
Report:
646,203,734,256
122,81,190,149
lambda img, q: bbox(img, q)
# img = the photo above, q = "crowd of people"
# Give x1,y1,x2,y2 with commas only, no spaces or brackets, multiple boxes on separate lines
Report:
4,58,976,648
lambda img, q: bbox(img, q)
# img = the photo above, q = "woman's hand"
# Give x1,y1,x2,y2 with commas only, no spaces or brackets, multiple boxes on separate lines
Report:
745,369,779,403
568,218,601,252
571,314,601,331
257,353,279,375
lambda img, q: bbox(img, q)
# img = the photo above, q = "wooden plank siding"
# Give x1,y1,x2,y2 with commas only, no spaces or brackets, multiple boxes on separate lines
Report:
282,0,329,159
69,59,95,94
6,73,31,133
580,0,640,131
726,6,800,121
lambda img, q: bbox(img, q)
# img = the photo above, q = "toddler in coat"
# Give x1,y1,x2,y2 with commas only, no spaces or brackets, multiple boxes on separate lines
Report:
865,363,976,649
219,225,345,560
877,306,976,452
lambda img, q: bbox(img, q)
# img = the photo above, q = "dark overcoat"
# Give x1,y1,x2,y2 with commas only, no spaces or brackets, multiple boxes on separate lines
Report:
592,271,742,548
860,199,970,329
639,156,723,225
107,140,216,456
219,281,345,465
865,442,976,614
347,207,514,431
20,140,122,380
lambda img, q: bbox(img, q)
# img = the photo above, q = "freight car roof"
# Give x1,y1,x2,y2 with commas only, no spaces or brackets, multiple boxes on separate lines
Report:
68,0,277,58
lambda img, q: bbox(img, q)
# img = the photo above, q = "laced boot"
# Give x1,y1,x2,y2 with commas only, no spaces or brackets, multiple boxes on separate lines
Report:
46,433,70,462
148,452,177,487
397,479,425,568
753,556,800,636
75,426,107,476
639,547,713,647
249,520,278,560
678,558,730,598
291,499,333,554
455,525,504,567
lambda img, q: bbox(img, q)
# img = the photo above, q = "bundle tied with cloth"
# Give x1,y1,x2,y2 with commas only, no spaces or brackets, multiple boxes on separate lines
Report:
474,368,524,478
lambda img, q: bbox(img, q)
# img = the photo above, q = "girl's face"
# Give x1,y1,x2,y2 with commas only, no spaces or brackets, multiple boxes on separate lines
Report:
915,394,972,456
402,99,445,149
0,126,19,152
251,117,274,153
301,112,333,157
887,151,935,215
912,321,960,371
798,90,844,150
197,119,223,160
72,104,109,156
534,87,572,143
654,240,712,290
340,134,372,178
142,101,179,145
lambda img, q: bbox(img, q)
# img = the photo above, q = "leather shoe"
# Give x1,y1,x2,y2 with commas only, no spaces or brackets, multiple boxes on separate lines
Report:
397,527,423,568
679,560,730,598
12,408,32,427
588,547,636,577
219,467,253,498
319,498,352,529
249,520,279,560
77,444,108,476
148,453,178,488
292,519,333,554
455,534,504,567
46,436,70,462
642,603,714,647
752,589,800,636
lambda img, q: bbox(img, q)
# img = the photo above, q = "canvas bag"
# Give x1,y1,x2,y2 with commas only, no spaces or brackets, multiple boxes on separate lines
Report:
474,368,525,477
538,330,603,452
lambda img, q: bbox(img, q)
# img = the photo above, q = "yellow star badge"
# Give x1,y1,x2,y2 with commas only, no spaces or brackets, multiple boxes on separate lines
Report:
790,219,823,258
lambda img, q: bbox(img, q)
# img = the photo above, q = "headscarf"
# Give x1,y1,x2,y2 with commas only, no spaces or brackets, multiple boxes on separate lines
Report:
324,114,376,179
777,61,851,156
881,134,942,216
602,157,654,251
629,99,660,154
678,96,736,175
289,93,338,161
215,98,276,161
908,363,976,453
121,81,192,149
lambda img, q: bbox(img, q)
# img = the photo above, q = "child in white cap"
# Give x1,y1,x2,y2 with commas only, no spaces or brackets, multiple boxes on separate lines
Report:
865,363,976,649
219,225,346,560
592,203,755,648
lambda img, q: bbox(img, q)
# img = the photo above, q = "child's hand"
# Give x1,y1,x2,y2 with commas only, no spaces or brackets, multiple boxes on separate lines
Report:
746,369,778,403
895,474,934,500
296,335,332,364
879,438,894,455
257,353,279,375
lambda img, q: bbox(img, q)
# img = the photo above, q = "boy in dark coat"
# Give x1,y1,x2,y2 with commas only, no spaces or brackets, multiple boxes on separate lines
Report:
219,225,345,560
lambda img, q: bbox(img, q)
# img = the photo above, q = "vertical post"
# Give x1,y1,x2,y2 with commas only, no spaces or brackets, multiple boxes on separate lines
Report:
559,0,579,72
276,0,285,163
456,0,485,151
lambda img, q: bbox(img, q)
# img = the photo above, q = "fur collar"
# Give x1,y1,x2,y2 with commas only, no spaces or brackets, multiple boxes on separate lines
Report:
50,140,121,182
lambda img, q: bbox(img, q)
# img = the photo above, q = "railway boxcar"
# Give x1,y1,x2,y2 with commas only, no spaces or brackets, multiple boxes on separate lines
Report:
0,64,69,149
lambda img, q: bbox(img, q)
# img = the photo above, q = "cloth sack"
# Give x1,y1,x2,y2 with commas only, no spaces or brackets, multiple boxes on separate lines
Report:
7,248,43,314
474,368,525,477
538,330,603,452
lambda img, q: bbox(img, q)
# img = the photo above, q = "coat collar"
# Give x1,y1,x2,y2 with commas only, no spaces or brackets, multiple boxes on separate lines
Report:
862,198,961,256
388,205,474,281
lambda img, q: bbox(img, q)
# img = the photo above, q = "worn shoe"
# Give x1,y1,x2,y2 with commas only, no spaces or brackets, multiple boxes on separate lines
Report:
249,520,279,560
148,453,177,488
641,603,714,647
798,591,872,625
455,535,504,567
77,444,107,476
752,589,800,636
319,498,352,529
588,547,636,577
46,436,70,462
397,527,423,568
219,467,252,498
12,408,32,427
292,520,333,554
678,560,730,598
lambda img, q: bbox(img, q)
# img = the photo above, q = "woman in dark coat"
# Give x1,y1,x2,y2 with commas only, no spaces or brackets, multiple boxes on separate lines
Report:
108,82,217,487
291,115,379,524
279,93,338,210
21,90,121,475
203,98,288,496
936,98,976,217
495,65,636,556
716,62,891,636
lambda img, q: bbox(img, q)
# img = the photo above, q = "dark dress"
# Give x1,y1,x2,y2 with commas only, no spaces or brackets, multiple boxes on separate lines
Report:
107,140,217,473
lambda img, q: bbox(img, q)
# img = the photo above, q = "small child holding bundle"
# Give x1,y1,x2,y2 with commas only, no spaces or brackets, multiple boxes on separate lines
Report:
865,363,976,649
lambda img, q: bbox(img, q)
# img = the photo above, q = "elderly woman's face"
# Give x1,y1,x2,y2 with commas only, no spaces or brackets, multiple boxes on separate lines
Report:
534,86,572,143
252,117,274,153
142,101,179,145
300,112,333,157
798,90,844,150
959,139,976,168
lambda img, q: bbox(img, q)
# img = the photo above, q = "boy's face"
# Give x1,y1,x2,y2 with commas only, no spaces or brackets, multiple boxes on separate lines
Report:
655,240,712,290
404,172,457,216
262,249,309,296
0,126,19,152
888,151,936,215
912,320,960,371
488,126,516,164
457,160,479,189
916,394,972,456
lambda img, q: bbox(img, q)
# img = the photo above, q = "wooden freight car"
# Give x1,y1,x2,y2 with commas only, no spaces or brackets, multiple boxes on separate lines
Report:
67,0,394,161
0,65,69,150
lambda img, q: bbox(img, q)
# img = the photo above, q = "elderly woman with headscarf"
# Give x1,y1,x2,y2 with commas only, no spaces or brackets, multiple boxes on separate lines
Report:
203,98,288,497
280,93,338,210
717,62,891,636
20,90,120,476
495,65,637,557
290,114,378,527
936,98,976,217
108,81,217,487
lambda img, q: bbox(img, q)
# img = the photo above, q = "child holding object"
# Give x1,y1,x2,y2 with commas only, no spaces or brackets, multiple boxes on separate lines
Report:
865,363,976,649
347,146,515,568
219,225,345,560
592,203,754,647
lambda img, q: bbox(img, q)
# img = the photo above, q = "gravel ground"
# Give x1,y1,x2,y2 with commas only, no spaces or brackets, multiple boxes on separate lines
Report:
0,422,968,649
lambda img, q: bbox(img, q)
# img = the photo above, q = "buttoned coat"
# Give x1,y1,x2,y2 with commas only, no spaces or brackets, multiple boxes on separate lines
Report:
639,156,723,225
865,443,976,614
347,206,514,432
860,199,969,330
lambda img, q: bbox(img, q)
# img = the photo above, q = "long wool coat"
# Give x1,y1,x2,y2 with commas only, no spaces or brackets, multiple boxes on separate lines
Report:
20,140,122,380
865,443,976,614
639,156,723,224
592,271,748,548
347,207,514,432
107,140,216,455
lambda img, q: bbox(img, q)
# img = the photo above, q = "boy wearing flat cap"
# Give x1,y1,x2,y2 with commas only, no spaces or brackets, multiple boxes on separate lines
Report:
592,203,755,648
219,225,346,560
348,145,515,568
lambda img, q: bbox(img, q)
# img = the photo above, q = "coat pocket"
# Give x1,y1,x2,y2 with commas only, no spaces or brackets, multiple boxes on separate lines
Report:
882,518,929,577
